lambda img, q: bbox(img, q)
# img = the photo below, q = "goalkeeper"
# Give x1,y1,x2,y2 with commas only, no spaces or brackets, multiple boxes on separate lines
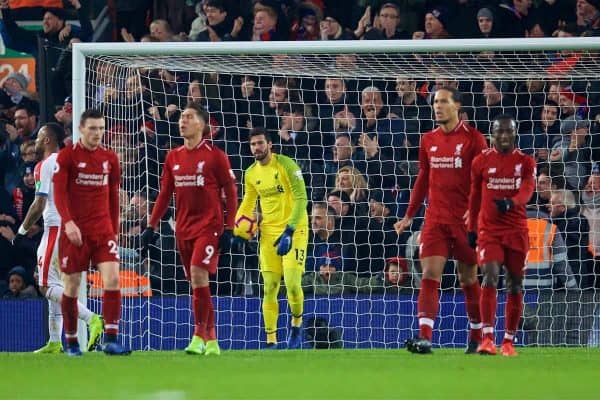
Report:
234,127,309,349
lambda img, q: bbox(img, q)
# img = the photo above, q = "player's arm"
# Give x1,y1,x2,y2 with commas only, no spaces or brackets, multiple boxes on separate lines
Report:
467,155,483,233
147,152,175,229
142,152,175,250
53,149,74,225
396,138,429,233
511,157,536,206
279,155,308,230
19,160,50,233
109,152,122,236
215,150,238,230
496,157,536,213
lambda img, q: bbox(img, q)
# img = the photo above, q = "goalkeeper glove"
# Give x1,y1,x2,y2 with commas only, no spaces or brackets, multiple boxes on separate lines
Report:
140,227,158,252
274,225,295,256
219,229,233,252
494,198,514,214
467,231,477,250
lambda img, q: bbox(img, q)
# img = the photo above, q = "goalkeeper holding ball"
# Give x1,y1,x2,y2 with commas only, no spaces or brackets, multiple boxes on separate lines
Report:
234,127,309,349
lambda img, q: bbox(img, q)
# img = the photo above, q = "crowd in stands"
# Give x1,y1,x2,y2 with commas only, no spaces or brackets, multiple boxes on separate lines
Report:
1,0,600,299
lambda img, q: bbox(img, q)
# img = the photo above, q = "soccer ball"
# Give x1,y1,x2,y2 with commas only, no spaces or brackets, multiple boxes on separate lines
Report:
234,214,258,240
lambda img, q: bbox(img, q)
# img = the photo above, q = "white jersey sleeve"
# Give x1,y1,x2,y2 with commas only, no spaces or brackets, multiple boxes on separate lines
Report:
40,153,61,227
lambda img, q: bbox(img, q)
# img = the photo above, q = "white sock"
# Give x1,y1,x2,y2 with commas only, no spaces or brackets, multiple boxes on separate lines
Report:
48,299,62,343
46,285,94,324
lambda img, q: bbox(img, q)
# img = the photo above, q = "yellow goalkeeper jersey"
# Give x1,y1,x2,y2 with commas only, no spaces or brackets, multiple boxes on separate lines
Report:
236,153,308,235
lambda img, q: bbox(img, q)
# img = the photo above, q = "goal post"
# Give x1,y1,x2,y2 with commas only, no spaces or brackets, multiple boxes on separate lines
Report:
72,37,600,350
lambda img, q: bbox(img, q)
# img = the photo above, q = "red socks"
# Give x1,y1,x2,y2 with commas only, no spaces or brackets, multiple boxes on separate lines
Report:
462,281,482,343
103,290,121,338
504,292,523,343
62,294,78,344
480,286,497,340
193,286,216,341
418,278,440,341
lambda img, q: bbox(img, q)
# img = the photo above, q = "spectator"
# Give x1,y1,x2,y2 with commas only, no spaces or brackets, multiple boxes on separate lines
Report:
306,202,357,274
420,7,451,39
494,0,533,38
356,257,419,295
475,7,496,38
549,117,592,190
576,0,600,35
363,3,410,40
316,78,359,138
353,86,406,163
365,189,401,273
547,189,593,287
520,101,561,160
13,104,39,142
149,19,179,42
534,163,566,206
252,4,281,41
333,165,369,210
0,185,18,280
0,72,36,111
559,88,588,120
2,266,37,299
581,167,600,287
290,1,322,41
12,161,37,222
152,0,196,38
196,0,244,41
319,10,354,40
523,210,578,291
474,80,517,136
53,96,73,142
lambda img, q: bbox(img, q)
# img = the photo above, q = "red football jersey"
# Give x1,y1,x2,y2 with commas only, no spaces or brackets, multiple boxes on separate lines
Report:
468,148,536,234
406,121,488,224
148,139,237,240
53,142,121,236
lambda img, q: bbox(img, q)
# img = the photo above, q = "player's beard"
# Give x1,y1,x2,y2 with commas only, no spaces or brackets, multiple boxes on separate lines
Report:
254,150,268,161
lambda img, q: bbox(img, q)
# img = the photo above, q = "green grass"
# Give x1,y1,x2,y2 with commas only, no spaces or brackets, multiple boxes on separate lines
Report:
1,348,600,400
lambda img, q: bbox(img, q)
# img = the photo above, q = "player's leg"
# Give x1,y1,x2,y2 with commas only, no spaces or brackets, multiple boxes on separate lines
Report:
34,228,63,353
96,260,130,355
477,260,501,356
188,236,220,356
282,227,308,349
453,224,483,351
62,271,83,356
259,234,284,348
501,248,526,357
406,224,449,353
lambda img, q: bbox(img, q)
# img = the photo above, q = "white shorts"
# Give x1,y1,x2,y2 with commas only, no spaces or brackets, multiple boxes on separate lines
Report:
36,226,63,288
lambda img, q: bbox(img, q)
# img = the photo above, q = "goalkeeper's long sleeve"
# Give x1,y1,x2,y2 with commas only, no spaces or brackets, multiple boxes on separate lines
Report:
279,155,308,230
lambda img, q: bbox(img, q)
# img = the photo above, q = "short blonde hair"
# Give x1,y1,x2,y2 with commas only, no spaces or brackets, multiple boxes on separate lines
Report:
335,166,368,194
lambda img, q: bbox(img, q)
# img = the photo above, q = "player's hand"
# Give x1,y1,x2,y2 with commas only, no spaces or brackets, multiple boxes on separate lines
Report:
140,227,158,252
219,229,233,252
64,220,83,247
274,225,295,256
494,198,514,214
467,231,477,249
394,216,413,235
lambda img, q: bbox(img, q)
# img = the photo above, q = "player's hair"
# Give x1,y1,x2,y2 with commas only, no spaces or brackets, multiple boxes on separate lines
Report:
436,86,462,104
41,122,66,148
184,102,209,123
492,114,517,130
80,108,104,126
249,127,272,143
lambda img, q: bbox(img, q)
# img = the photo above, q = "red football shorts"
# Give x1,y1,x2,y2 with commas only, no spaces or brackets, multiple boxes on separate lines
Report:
59,232,120,274
177,233,220,278
477,230,529,278
420,221,477,265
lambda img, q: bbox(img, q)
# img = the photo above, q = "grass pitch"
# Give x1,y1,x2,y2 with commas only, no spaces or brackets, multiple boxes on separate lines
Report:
1,348,599,400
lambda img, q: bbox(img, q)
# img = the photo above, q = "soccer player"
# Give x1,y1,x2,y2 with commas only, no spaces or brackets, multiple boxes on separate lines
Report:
141,103,238,356
233,127,309,349
53,109,130,356
12,123,103,353
395,87,488,354
468,115,535,357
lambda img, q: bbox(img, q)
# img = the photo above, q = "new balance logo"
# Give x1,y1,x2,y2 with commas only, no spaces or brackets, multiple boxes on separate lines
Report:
173,164,180,171
77,162,86,168
488,167,496,174
430,146,438,152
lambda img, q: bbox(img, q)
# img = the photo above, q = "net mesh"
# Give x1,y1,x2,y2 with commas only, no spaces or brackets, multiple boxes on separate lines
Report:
82,46,600,350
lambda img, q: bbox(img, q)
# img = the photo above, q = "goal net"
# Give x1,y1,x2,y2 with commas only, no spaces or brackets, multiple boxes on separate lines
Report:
73,38,600,350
